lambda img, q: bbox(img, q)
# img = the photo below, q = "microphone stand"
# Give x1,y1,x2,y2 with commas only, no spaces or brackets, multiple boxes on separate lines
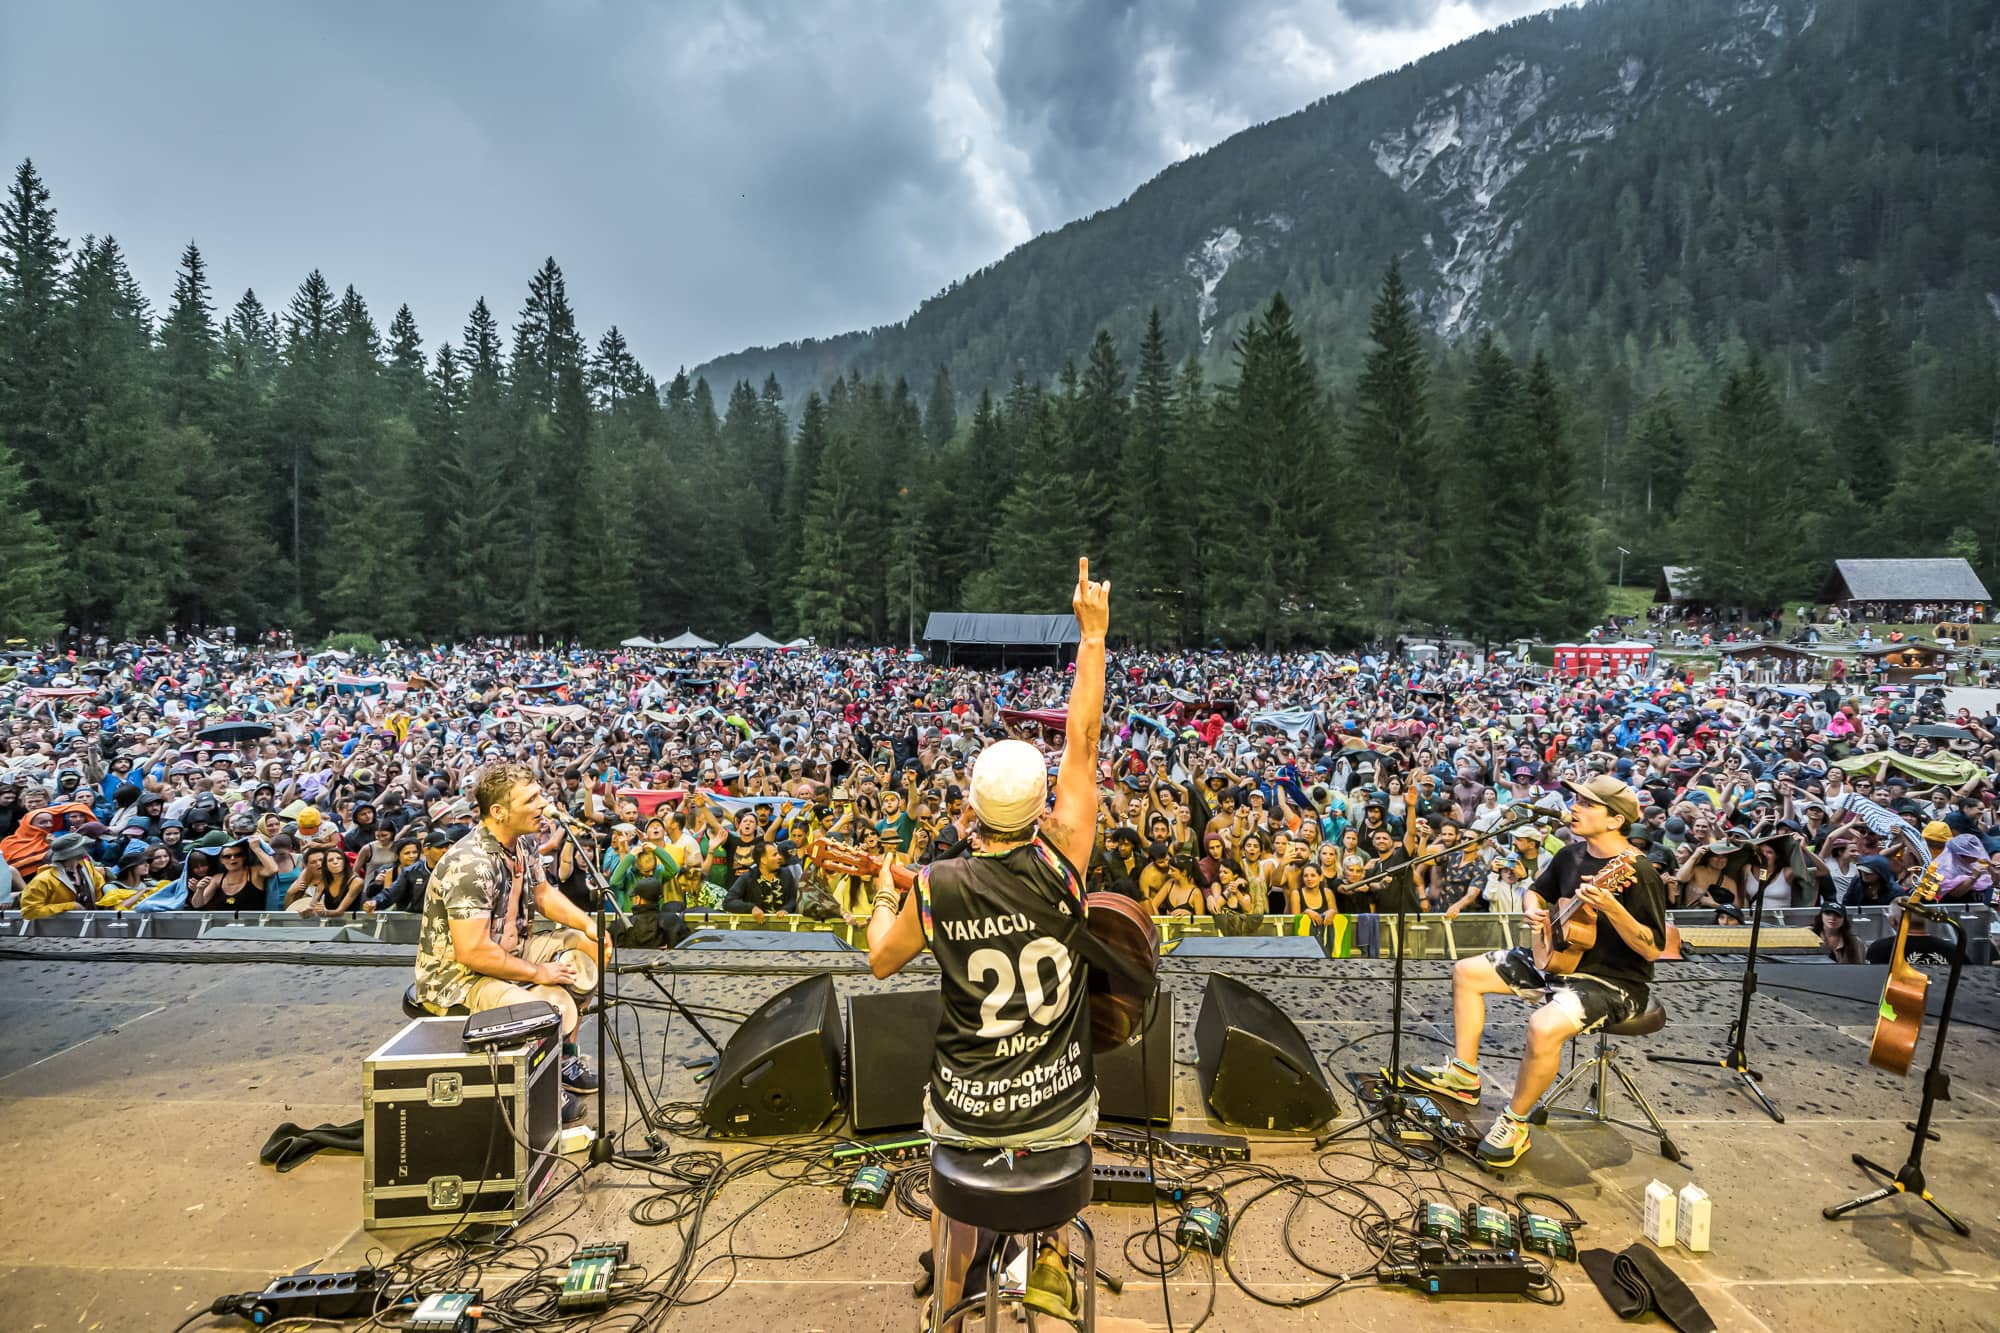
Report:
1648,856,1785,1122
549,812,671,1165
1317,805,1542,1148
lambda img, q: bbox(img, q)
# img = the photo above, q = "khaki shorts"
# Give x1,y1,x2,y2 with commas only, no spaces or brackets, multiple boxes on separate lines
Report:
464,929,598,1037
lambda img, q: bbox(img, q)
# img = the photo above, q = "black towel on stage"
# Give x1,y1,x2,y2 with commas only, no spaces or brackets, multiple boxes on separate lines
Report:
1580,1244,1716,1332
260,1119,365,1173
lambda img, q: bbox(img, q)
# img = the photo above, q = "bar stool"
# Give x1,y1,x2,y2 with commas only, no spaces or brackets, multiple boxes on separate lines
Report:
928,1141,1096,1331
1530,1002,1682,1163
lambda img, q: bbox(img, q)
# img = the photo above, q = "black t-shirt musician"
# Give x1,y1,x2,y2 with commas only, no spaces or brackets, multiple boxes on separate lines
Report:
1529,842,1670,996
915,838,1093,1141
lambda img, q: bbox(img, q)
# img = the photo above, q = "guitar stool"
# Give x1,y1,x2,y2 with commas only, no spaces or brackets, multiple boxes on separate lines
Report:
1530,1002,1682,1163
929,1141,1096,1331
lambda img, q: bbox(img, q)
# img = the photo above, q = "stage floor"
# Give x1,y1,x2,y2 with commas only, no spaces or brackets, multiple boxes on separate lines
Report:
2,939,1998,1331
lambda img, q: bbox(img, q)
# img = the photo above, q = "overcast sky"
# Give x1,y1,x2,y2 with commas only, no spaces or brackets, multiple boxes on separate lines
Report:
2,0,1554,376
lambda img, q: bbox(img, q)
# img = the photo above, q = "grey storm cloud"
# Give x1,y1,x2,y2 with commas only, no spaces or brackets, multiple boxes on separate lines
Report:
0,0,1559,376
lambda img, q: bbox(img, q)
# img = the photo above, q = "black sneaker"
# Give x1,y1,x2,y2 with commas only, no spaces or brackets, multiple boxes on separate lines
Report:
561,1090,587,1127
562,1055,599,1094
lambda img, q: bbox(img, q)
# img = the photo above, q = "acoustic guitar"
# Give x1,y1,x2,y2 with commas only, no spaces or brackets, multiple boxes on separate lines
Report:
1869,858,1950,1076
1532,855,1639,976
808,836,1159,1052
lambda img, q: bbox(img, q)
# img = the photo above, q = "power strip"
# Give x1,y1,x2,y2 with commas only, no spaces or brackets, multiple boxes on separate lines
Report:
208,1268,392,1325
1091,1162,1189,1204
830,1135,930,1164
1382,1242,1534,1296
1161,1131,1251,1162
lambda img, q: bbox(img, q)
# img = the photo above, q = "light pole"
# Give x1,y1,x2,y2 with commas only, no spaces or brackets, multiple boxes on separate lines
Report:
1616,546,1631,590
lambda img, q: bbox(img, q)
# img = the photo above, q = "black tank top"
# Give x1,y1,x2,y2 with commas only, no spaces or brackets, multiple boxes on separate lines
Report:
919,839,1094,1139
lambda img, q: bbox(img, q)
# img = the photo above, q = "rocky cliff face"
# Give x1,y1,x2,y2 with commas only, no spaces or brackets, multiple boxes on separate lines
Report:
691,0,1993,406
1178,0,1821,337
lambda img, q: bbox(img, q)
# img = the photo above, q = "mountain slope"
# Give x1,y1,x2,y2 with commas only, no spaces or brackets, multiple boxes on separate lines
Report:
692,0,2000,411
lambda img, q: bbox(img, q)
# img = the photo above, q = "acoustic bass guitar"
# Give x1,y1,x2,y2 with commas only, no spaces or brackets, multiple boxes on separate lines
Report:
1869,857,1958,1076
807,836,1159,1052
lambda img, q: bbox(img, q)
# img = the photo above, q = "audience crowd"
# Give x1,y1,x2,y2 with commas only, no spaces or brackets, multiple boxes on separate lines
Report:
3,636,1996,967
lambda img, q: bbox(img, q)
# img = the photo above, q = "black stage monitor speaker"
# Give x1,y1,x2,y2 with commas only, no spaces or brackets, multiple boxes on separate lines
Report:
1097,989,1175,1124
847,988,942,1132
1169,936,1326,959
701,974,845,1136
1193,972,1336,1132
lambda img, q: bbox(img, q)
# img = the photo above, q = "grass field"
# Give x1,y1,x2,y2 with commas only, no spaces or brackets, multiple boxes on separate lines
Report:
1605,584,1653,620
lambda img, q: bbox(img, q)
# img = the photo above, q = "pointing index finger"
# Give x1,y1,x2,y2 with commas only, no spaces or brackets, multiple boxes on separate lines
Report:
1078,556,1089,586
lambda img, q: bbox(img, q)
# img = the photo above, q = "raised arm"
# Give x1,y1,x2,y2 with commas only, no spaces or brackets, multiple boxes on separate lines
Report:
1047,557,1110,874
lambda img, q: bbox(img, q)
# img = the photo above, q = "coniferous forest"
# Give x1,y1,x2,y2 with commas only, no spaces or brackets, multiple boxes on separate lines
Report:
1,144,1997,650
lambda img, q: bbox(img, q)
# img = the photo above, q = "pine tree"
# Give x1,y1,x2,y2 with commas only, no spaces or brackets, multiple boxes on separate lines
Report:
509,257,581,416
384,303,426,420
216,289,284,575
440,299,514,635
589,326,644,411
1347,258,1435,636
963,398,1089,614
159,241,216,428
1162,355,1213,643
790,428,872,643
275,270,337,615
1445,334,1535,644
1828,301,1906,502
564,430,643,644
1681,356,1820,608
958,386,1010,569
1621,392,1692,524
1112,309,1175,643
0,160,72,528
924,364,957,449
1212,294,1333,646
774,388,830,620
758,374,789,505
319,417,422,639
0,436,61,640
1518,352,1603,637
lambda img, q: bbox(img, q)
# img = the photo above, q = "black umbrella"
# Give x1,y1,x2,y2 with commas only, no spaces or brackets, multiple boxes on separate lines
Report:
1905,723,1973,740
199,720,273,744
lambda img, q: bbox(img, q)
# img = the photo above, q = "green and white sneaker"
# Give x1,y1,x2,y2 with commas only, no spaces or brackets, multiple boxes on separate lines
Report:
1402,1058,1482,1106
1477,1111,1532,1169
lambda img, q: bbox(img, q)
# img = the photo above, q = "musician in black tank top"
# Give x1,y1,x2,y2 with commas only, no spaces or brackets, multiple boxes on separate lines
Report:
866,558,1112,1330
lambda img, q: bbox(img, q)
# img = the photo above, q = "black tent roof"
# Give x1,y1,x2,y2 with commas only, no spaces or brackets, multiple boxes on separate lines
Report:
922,612,1080,646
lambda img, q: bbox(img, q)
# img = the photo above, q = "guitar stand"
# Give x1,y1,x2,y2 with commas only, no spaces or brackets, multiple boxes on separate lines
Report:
1823,908,1971,1237
1648,882,1785,1123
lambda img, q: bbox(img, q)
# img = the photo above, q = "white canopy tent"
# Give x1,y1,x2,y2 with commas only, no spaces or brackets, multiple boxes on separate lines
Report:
618,636,658,649
728,632,784,651
659,630,718,651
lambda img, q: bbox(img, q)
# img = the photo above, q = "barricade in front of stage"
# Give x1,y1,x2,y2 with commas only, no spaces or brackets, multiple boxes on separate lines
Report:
5,903,1992,963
